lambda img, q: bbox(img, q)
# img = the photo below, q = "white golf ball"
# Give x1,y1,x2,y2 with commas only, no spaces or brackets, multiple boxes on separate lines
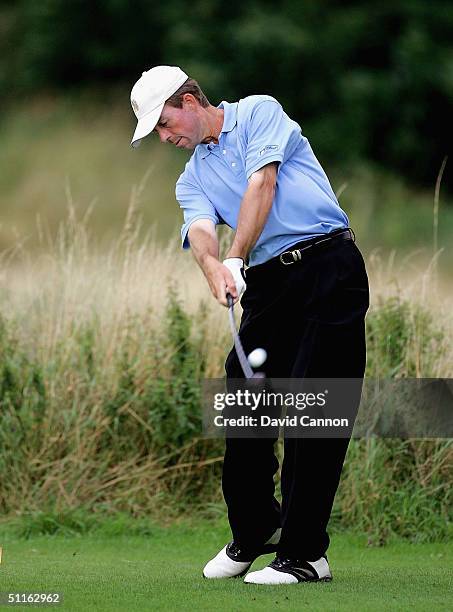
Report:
247,348,267,368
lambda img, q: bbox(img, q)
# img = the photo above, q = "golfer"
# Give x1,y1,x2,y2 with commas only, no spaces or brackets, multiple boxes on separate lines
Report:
130,66,369,585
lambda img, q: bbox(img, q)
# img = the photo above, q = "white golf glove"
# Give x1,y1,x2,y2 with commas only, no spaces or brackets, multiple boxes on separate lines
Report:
222,257,247,297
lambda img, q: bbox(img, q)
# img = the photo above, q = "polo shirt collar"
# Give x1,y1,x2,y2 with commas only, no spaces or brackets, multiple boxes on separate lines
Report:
199,100,238,159
219,100,238,133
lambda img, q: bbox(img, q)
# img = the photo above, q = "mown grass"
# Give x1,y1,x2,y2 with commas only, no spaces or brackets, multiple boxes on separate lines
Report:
0,523,452,612
0,201,452,543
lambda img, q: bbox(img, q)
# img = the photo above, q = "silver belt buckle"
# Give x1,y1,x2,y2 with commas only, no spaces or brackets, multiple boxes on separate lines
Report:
279,249,301,265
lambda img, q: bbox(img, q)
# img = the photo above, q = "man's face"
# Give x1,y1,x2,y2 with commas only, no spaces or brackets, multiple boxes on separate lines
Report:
153,98,206,150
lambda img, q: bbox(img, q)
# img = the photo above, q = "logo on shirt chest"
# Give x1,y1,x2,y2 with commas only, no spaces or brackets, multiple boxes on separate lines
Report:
259,144,279,156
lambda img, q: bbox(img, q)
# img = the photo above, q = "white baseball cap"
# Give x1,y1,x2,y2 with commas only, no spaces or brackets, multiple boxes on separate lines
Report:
130,65,188,148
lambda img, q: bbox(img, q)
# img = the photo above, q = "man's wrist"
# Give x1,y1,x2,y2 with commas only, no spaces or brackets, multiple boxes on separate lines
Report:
199,253,220,276
200,252,217,266
225,248,247,260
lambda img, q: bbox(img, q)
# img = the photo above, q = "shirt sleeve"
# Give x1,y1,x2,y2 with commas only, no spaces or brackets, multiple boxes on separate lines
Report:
244,99,303,180
176,174,220,249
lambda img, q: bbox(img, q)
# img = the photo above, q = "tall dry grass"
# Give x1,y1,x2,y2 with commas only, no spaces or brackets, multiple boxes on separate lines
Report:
0,187,229,521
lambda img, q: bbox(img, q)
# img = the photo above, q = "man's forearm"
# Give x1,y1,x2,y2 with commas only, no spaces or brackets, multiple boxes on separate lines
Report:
226,164,277,260
187,220,219,276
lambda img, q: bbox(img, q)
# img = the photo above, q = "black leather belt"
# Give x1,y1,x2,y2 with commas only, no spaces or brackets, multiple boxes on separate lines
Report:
278,228,355,265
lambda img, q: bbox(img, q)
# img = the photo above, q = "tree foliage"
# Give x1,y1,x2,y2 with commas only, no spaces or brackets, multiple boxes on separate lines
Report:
1,0,452,189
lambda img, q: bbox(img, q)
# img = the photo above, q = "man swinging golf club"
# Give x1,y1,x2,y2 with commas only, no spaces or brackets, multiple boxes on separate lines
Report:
130,65,369,585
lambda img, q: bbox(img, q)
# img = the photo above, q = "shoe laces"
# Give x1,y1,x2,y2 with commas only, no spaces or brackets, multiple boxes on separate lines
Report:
272,556,299,569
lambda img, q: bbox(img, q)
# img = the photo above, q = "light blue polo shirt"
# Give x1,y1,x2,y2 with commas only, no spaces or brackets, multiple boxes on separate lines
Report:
176,95,349,266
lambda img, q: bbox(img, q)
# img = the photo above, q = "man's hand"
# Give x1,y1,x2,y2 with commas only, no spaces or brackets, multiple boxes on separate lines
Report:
222,257,246,298
203,255,241,306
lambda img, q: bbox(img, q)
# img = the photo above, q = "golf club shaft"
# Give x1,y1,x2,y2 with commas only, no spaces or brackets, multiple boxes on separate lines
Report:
226,293,254,379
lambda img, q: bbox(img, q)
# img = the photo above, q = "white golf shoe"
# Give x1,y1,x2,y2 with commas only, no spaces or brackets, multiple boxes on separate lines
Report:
244,555,332,585
202,528,281,579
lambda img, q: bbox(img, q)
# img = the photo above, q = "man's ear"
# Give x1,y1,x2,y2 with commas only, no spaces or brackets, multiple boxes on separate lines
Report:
183,93,197,109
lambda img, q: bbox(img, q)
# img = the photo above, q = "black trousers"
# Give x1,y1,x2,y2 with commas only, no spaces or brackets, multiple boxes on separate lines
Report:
223,235,370,560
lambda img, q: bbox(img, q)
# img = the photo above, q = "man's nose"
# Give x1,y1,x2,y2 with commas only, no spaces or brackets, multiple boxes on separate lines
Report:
157,129,172,144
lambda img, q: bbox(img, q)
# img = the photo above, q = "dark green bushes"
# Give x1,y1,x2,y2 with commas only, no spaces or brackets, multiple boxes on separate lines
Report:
1,1,452,190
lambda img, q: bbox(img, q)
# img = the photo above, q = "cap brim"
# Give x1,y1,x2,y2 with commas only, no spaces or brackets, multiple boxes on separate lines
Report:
130,103,164,148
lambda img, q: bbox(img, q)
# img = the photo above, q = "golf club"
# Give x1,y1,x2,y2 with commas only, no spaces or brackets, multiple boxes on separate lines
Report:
226,293,267,378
